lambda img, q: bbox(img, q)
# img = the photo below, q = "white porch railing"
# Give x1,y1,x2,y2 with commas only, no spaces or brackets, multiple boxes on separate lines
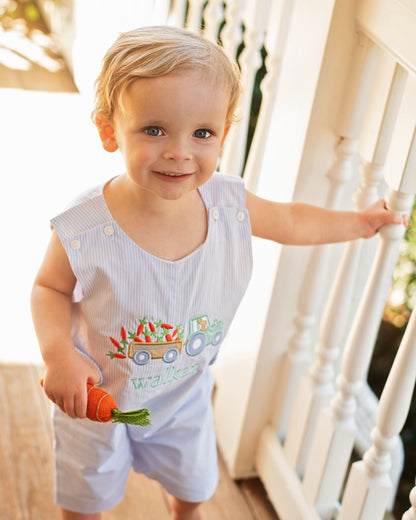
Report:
167,0,416,519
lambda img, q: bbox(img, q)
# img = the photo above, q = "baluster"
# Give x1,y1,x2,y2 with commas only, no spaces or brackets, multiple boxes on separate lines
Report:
274,36,380,440
186,0,205,32
354,62,408,511
220,0,272,177
403,486,416,520
283,58,407,476
302,188,413,519
383,84,416,196
283,238,362,475
168,0,188,27
338,299,416,519
203,0,224,42
244,0,295,192
220,0,246,59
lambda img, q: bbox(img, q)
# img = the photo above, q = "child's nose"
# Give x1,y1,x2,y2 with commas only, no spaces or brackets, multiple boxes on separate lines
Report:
162,137,193,161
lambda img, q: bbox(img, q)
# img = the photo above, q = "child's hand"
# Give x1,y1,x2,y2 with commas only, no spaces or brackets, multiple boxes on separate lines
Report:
359,199,409,239
42,349,100,419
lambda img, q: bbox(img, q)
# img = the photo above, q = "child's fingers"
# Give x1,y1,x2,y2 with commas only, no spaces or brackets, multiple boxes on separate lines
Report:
386,211,408,227
381,199,409,226
389,213,404,224
60,392,78,419
73,388,88,419
61,398,75,418
87,372,100,387
41,377,87,419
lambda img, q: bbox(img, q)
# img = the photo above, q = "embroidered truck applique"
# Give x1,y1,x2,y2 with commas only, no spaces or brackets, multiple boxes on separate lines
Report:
106,315,225,365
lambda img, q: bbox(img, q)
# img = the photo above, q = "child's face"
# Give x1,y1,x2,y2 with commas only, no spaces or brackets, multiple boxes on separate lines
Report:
101,70,230,201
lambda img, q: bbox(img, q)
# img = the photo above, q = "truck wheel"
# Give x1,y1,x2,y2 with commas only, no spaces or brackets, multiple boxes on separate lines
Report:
212,331,223,346
133,350,151,365
163,348,179,363
186,332,206,356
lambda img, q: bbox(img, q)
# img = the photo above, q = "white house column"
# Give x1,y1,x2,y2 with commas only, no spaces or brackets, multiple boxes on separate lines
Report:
213,0,339,479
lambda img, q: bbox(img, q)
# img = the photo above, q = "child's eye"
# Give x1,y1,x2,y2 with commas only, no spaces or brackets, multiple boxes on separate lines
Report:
144,126,163,136
194,129,212,139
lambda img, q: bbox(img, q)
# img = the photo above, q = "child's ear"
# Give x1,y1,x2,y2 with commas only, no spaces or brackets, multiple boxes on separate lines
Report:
221,125,231,149
95,113,118,153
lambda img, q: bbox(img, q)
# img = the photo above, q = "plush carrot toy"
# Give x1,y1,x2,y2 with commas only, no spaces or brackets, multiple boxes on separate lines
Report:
40,380,151,426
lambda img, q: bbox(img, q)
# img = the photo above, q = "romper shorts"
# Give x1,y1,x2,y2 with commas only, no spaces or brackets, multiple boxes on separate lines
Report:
53,372,219,514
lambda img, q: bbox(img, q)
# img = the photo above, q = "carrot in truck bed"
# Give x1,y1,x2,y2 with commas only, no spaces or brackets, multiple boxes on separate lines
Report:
40,380,151,426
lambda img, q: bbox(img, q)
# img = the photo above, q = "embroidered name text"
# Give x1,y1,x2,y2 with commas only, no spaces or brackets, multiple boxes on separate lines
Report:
130,363,200,390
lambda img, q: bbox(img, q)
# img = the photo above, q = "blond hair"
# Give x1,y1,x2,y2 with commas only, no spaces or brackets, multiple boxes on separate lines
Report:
92,25,241,124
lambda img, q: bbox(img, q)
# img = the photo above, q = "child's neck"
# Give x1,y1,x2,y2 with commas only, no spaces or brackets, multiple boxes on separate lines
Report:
103,175,208,261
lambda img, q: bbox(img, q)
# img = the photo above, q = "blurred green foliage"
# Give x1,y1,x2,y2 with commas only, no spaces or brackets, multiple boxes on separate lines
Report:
1,0,40,21
399,199,416,308
387,198,416,322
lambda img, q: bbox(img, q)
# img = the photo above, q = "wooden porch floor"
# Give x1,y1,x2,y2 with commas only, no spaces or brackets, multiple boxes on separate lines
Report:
0,363,279,520
0,3,278,519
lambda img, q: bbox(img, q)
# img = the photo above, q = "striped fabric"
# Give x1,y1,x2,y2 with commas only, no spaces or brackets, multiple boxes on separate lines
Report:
51,172,253,429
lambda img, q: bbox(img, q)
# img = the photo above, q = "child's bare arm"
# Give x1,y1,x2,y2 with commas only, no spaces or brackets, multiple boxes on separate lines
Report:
31,231,99,419
246,190,407,245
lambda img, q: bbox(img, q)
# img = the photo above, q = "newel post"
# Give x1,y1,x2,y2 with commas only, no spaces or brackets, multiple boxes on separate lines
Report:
213,0,340,479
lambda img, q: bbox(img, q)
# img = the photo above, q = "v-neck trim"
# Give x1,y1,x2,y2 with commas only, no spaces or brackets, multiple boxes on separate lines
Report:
98,176,214,265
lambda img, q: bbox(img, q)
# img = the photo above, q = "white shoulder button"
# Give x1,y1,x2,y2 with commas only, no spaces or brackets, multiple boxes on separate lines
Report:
212,208,220,221
103,225,114,236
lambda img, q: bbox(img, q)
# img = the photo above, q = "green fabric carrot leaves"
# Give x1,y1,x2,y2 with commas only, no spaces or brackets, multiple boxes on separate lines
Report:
85,384,151,425
40,380,151,426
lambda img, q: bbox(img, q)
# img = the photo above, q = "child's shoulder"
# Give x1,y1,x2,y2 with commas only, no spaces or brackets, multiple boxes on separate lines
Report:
67,183,105,209
51,180,111,238
200,172,246,208
206,171,245,188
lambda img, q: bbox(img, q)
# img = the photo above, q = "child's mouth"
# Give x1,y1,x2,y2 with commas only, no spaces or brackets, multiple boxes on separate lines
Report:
156,171,192,178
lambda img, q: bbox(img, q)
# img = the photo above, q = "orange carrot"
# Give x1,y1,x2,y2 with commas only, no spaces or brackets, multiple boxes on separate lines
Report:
40,380,151,426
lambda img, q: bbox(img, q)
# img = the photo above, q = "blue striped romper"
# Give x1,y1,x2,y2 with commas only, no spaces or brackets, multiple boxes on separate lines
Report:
50,172,253,513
